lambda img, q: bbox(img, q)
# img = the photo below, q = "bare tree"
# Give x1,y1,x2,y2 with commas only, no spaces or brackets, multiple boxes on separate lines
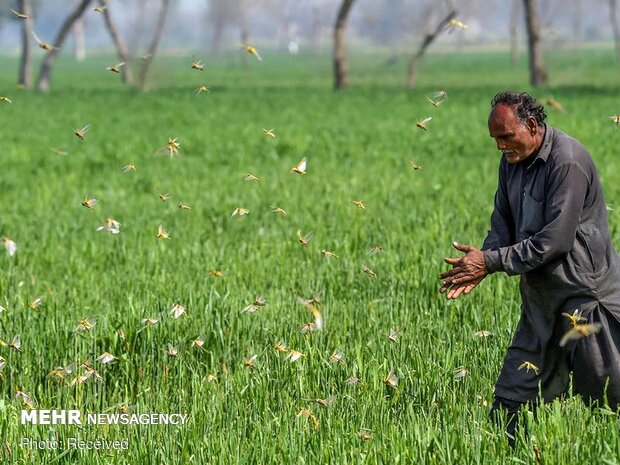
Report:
237,0,250,68
333,0,357,90
17,0,33,88
406,9,456,89
0,7,8,43
99,0,133,84
610,0,620,63
523,0,548,87
138,0,170,91
36,0,93,92
510,0,520,67
208,0,233,58
73,17,86,61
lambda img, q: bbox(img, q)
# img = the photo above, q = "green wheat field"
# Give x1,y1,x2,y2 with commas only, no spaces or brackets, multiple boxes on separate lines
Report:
1,49,620,464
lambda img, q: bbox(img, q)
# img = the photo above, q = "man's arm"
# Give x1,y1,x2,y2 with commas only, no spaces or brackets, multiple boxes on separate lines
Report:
483,158,588,275
441,157,590,288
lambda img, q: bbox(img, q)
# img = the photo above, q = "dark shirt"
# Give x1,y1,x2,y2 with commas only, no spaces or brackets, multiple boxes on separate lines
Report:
481,124,620,401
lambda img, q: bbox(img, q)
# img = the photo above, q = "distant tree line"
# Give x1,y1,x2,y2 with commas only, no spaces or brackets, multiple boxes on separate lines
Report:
6,0,620,91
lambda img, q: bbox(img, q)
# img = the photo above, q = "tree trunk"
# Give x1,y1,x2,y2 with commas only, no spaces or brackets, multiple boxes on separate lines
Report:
73,17,86,61
523,0,548,87
17,0,33,88
36,0,93,92
237,0,249,69
406,10,456,89
100,0,133,84
138,0,170,91
333,0,357,90
610,0,620,63
510,0,519,67
0,20,6,47
209,0,227,58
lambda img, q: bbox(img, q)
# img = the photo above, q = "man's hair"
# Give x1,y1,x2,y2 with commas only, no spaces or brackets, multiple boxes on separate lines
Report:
491,91,547,125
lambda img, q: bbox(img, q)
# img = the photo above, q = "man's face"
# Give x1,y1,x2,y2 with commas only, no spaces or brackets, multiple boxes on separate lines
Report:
488,104,539,164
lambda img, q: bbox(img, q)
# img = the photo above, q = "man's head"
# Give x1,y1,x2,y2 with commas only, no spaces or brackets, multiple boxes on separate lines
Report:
488,91,546,164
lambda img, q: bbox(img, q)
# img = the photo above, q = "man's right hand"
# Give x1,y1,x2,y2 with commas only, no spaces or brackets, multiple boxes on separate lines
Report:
439,276,484,300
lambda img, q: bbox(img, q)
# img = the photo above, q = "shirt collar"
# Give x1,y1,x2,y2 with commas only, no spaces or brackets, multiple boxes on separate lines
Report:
526,123,553,169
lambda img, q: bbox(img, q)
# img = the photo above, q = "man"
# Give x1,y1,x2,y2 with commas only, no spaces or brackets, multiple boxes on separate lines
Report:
439,91,620,444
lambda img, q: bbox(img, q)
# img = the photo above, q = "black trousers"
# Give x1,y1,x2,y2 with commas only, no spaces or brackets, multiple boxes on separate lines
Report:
570,305,620,408
491,305,620,445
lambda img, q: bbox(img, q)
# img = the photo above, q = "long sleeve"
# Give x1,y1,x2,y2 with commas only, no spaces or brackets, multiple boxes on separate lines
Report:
481,160,514,251
483,158,589,275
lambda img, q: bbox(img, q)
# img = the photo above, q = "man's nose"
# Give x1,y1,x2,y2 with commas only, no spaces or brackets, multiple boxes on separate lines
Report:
495,139,506,150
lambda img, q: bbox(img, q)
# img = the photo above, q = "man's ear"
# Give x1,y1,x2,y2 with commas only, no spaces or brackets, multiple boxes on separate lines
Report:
526,116,538,136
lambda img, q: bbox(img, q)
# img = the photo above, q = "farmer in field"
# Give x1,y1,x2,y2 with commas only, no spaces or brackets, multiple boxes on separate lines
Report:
439,90,620,444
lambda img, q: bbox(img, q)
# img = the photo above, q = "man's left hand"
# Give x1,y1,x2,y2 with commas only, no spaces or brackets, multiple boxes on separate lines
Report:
439,242,488,285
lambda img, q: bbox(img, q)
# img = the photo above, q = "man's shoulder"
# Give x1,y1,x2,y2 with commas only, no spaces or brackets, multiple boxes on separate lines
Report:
548,126,593,166
549,126,577,149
